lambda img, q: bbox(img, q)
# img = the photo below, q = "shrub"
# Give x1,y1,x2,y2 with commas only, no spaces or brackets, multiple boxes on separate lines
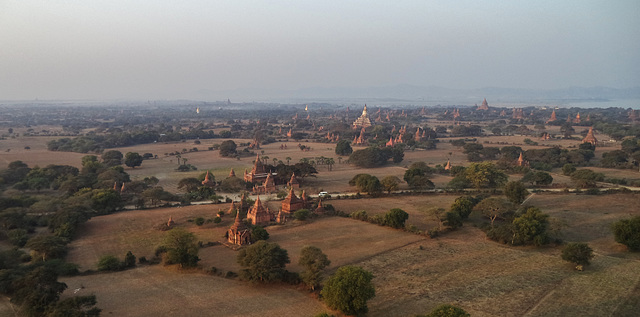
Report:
97,255,122,271
611,216,640,251
213,217,222,224
294,209,311,221
123,251,136,268
350,210,368,221
562,243,594,267
194,217,205,226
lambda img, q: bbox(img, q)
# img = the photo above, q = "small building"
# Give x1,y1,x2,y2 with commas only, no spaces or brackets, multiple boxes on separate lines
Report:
202,171,215,187
287,173,300,189
582,127,598,146
227,212,251,246
281,188,304,214
246,196,271,226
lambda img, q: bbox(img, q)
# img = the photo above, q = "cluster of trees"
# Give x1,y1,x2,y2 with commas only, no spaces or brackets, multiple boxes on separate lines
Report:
47,128,217,153
404,162,436,189
348,145,404,168
474,197,551,246
600,138,640,169
350,208,410,229
448,162,508,189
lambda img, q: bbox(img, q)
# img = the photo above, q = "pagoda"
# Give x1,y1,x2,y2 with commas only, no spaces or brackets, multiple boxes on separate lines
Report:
227,211,251,246
582,127,598,146
547,110,557,123
244,154,270,183
246,196,271,226
385,136,395,147
516,152,529,167
167,216,175,228
444,160,451,171
314,199,326,214
574,113,581,124
352,105,372,129
281,188,304,214
287,173,300,189
229,168,236,177
202,171,215,187
477,98,489,110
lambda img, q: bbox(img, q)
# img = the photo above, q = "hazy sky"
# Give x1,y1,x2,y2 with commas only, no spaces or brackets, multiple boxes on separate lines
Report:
1,0,639,100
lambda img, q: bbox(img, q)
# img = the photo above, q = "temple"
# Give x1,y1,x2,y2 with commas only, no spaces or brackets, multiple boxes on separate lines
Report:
516,152,529,167
477,98,489,110
202,171,215,186
352,105,372,129
547,110,557,122
227,211,251,246
246,196,271,226
280,188,304,215
287,173,300,189
582,127,598,146
244,154,271,183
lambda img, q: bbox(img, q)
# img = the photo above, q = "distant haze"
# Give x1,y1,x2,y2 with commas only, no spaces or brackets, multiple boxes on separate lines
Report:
1,1,639,101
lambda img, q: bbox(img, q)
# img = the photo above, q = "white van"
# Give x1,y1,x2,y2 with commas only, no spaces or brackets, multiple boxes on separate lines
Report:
318,191,328,197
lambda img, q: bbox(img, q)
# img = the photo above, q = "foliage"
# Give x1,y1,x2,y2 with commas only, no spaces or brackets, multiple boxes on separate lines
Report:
349,146,403,168
12,266,68,317
123,251,136,268
162,228,200,268
124,152,143,168
404,162,435,189
335,140,353,156
511,207,549,246
562,163,576,176
178,177,202,193
464,162,508,188
101,150,123,167
504,181,529,204
299,246,331,290
294,209,311,221
449,196,477,219
97,255,122,271
380,175,401,193
570,169,604,188
321,265,375,316
237,240,290,283
25,235,69,261
474,198,514,227
219,140,238,157
251,226,270,242
383,208,409,229
48,295,101,317
418,304,470,317
562,243,594,266
521,171,553,187
349,174,382,196
611,216,640,251
350,210,368,221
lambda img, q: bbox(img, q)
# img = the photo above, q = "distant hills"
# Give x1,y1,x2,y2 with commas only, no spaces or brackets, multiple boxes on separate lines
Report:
193,85,640,104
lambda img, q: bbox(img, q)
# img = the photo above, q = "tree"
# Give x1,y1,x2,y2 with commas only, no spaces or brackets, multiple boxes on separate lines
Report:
178,177,202,193
522,171,553,187
349,174,382,196
504,181,529,204
384,208,409,229
48,295,101,317
321,265,375,316
474,198,514,227
562,163,576,176
250,226,270,242
219,140,238,157
450,196,476,219
335,140,353,156
570,169,604,188
162,228,200,268
237,240,290,282
124,152,143,168
419,304,470,317
611,216,640,251
12,266,67,316
464,162,508,188
511,207,549,246
25,235,69,261
101,150,123,167
380,176,401,193
123,251,136,268
299,246,331,290
97,255,122,271
562,243,594,267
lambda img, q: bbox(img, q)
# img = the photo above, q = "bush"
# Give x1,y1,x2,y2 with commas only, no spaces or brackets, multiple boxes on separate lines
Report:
611,216,640,251
251,226,270,242
321,266,375,316
350,210,368,221
213,217,222,224
293,209,311,221
123,251,136,268
383,208,409,229
97,255,122,271
194,217,205,226
561,243,594,267
419,304,470,317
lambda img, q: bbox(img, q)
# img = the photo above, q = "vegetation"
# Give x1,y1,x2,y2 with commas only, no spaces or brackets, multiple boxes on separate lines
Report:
562,243,595,267
161,228,200,268
611,216,640,251
237,241,290,283
504,181,529,204
349,146,404,168
335,139,353,156
383,208,409,229
417,304,470,317
299,246,331,290
321,265,375,316
349,174,382,196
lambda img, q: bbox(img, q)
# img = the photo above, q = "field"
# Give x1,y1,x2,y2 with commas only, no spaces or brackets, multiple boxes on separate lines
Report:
63,192,640,316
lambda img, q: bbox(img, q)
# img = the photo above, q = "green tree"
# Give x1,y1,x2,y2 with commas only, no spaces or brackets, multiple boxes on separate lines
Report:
562,243,594,266
349,174,382,196
250,226,270,242
511,207,549,246
25,235,69,261
124,152,143,168
97,255,122,271
101,150,123,167
335,140,353,156
321,265,375,316
384,208,409,229
562,163,576,176
504,181,529,204
570,169,604,188
611,216,640,251
418,304,470,317
299,246,331,290
380,176,401,193
464,162,508,188
12,266,67,317
48,295,101,317
237,240,290,282
162,228,200,268
219,140,238,157
450,196,476,219
178,177,202,193
123,251,136,268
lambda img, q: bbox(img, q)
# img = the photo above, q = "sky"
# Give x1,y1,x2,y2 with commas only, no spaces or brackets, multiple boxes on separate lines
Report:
1,0,639,100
